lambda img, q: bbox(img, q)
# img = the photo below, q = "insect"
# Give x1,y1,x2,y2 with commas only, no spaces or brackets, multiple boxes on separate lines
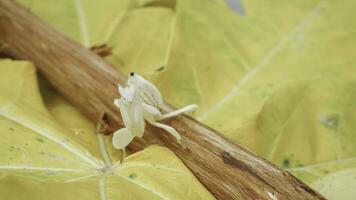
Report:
112,73,198,152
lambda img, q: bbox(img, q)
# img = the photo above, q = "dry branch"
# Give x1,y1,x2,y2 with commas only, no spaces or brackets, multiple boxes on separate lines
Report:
0,1,326,199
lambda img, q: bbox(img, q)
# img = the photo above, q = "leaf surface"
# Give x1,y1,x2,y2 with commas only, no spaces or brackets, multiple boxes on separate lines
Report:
0,60,215,200
13,0,356,198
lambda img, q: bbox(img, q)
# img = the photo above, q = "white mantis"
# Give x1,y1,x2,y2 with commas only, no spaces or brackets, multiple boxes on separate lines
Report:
112,73,198,152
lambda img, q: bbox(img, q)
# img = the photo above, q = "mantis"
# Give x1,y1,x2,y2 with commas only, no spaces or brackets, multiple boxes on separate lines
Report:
112,73,198,153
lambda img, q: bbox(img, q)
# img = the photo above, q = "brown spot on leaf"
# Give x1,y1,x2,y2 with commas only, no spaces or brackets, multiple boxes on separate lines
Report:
90,44,112,57
282,159,290,168
142,0,176,9
155,66,165,72
319,114,339,129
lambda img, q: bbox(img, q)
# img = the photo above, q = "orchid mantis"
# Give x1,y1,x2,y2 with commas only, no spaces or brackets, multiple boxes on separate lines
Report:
112,73,198,152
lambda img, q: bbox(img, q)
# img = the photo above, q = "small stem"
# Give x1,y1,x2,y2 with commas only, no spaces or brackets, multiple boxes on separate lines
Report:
97,134,112,167
99,175,108,200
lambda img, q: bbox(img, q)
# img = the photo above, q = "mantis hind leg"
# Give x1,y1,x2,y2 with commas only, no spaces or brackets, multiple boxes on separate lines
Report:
160,104,198,120
149,121,181,142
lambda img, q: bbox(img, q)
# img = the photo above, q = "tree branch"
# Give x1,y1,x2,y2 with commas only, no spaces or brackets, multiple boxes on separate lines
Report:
0,1,325,199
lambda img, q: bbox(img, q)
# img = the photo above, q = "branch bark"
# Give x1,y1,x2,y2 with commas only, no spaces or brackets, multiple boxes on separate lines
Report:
0,1,326,199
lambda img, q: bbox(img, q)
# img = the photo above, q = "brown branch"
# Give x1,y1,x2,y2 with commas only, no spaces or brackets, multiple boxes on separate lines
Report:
0,1,326,199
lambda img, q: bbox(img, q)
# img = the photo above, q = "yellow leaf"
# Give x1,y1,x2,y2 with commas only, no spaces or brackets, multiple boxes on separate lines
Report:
13,0,356,198
311,168,356,199
38,78,122,165
17,0,131,47
100,2,356,198
0,59,215,200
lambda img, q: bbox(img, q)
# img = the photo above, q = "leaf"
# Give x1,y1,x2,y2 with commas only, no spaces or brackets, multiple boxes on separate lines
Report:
289,157,356,199
257,77,356,198
13,0,356,198
38,78,122,164
310,167,356,199
289,156,356,185
0,59,215,200
17,0,131,47
102,1,356,198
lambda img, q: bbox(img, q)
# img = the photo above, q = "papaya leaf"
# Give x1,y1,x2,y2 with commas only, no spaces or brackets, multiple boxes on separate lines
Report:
13,0,356,199
0,60,215,200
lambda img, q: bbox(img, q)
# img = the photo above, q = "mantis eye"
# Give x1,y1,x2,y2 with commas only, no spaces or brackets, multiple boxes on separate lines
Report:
130,72,135,76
